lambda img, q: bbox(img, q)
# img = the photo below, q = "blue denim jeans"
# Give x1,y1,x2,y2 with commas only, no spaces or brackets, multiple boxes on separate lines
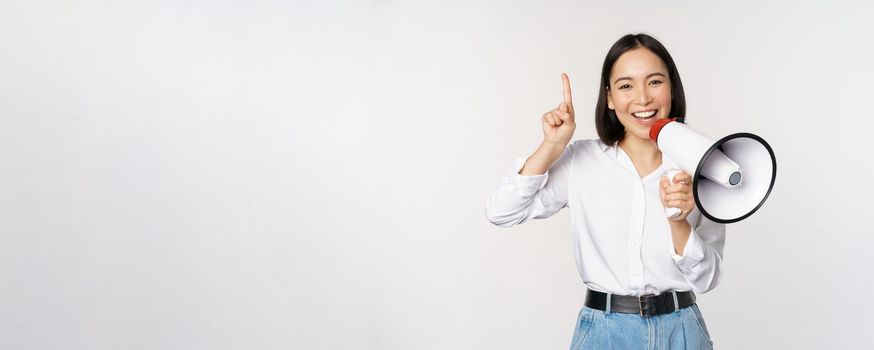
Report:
570,304,714,350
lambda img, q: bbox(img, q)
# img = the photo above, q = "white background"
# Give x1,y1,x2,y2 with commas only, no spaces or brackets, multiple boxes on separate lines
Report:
2,0,873,349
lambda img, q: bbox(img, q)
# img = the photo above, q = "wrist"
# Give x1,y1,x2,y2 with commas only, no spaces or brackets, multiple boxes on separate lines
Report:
669,220,691,230
537,140,567,159
541,139,567,149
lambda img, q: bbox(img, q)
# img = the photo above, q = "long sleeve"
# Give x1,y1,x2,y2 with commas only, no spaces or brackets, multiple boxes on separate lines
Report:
484,143,574,228
670,214,726,294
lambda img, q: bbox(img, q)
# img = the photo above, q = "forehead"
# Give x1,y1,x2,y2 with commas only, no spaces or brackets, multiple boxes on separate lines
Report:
610,48,668,80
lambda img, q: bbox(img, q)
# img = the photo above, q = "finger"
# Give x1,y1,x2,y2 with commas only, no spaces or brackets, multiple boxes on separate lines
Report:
664,184,690,194
666,200,689,209
672,172,692,184
543,113,553,126
554,109,570,122
547,112,560,126
665,178,690,189
665,192,689,202
562,73,573,105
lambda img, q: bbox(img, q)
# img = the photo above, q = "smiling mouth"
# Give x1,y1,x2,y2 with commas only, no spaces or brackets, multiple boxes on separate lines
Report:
632,110,658,119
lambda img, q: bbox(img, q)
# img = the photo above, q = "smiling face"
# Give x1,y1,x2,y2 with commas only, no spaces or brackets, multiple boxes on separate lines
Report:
607,47,673,142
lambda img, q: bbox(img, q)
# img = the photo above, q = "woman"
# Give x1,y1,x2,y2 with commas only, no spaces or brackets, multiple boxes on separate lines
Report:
485,33,724,349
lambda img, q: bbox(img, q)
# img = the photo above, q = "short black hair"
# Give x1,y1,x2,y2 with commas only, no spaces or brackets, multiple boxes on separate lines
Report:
595,33,686,145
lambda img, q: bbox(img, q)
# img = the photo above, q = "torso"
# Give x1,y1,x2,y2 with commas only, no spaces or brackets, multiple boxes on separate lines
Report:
566,139,699,295
619,143,663,179
631,159,662,179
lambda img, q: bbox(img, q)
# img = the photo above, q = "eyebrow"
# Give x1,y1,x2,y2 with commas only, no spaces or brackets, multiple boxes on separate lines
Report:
613,72,667,85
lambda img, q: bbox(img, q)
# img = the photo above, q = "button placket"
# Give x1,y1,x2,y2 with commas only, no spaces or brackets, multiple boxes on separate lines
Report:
628,180,647,289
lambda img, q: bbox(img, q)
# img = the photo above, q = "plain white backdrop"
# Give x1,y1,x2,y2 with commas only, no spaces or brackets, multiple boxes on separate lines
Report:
2,0,873,349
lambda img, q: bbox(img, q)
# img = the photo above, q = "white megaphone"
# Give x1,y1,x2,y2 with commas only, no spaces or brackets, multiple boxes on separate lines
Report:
650,118,776,224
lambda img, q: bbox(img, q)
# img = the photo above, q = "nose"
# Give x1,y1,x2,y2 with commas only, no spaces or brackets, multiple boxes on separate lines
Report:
636,86,653,105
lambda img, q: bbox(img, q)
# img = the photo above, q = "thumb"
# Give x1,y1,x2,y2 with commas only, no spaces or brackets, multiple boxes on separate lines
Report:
559,102,568,113
555,109,572,123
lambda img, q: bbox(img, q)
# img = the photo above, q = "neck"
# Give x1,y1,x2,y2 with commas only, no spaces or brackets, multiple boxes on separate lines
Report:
618,134,662,164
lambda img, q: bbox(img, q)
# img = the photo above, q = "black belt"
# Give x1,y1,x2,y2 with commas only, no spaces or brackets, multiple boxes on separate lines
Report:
585,289,696,317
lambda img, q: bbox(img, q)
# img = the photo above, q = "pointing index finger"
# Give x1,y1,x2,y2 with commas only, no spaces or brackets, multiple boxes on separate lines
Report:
561,73,573,105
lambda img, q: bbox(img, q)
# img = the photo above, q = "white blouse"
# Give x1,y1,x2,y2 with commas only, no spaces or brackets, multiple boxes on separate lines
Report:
485,139,726,296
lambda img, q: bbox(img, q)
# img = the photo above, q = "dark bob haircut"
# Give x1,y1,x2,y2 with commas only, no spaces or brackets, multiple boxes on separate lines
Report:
595,33,686,146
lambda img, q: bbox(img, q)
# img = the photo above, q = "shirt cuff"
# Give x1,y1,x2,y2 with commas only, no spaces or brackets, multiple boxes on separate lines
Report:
502,157,548,197
671,224,706,271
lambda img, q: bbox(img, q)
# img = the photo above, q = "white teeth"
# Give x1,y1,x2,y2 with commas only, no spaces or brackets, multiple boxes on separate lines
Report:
632,110,657,118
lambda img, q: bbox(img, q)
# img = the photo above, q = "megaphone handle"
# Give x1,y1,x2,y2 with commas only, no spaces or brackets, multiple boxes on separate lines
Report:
664,168,683,219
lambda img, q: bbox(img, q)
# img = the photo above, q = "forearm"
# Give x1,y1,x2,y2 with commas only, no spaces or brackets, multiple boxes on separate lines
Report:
519,141,566,176
670,220,725,294
670,220,692,256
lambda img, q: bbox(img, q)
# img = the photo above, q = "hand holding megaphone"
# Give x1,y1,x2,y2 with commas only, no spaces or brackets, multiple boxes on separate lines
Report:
660,168,694,222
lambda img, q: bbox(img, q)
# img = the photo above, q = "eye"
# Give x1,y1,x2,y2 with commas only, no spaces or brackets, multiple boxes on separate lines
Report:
649,80,663,86
618,84,631,90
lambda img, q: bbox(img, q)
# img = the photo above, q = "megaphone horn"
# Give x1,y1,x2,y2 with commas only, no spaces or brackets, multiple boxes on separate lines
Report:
650,118,777,224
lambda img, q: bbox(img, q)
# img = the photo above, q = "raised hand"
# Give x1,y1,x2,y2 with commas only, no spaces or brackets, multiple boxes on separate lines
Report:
542,73,577,146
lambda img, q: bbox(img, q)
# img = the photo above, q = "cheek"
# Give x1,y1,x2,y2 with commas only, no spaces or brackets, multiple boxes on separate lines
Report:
654,86,672,106
646,89,671,115
612,94,634,113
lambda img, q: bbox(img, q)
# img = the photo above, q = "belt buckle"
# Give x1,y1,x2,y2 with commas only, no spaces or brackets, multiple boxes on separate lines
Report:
638,294,656,318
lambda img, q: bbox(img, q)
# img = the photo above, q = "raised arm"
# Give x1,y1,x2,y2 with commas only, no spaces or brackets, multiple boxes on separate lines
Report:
485,73,578,227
